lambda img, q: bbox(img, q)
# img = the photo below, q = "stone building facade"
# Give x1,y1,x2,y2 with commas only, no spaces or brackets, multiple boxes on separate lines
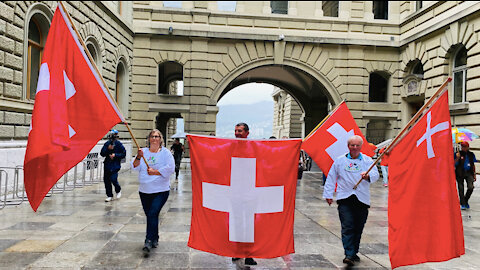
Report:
0,1,134,169
1,1,480,168
272,87,303,139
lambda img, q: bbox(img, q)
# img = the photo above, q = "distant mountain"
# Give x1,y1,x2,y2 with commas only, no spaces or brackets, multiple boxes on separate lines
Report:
216,100,274,139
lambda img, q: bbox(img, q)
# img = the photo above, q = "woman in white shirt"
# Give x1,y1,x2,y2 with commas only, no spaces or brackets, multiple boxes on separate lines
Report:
132,129,175,255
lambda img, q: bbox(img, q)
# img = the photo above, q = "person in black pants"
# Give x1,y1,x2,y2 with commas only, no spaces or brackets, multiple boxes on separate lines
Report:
100,129,126,202
455,141,477,210
170,138,185,179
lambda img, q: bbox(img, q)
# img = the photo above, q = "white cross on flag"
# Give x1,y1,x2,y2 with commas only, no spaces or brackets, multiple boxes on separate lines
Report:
24,4,123,211
388,91,464,268
187,135,302,258
302,101,376,176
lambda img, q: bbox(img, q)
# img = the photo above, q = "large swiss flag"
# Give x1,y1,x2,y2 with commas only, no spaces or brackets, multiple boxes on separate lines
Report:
187,135,302,258
24,4,123,211
301,101,376,176
388,91,464,268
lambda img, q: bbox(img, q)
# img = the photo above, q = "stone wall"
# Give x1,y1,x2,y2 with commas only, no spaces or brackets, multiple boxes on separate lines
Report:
0,1,135,168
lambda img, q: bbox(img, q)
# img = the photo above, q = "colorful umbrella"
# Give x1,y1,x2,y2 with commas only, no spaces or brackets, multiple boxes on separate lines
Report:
452,128,479,143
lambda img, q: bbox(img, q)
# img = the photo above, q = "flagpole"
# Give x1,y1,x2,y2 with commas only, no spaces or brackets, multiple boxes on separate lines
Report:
353,77,452,189
58,1,150,168
303,100,345,141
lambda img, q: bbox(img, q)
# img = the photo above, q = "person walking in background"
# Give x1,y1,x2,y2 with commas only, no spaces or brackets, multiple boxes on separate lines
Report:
100,129,126,202
323,135,379,266
379,147,389,187
170,138,185,180
455,141,477,210
132,129,175,256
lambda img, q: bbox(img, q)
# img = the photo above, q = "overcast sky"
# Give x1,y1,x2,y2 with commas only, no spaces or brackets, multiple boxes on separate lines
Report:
217,83,274,105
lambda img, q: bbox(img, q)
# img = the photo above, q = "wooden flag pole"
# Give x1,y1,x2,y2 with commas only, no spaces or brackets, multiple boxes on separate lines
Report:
353,77,452,189
58,1,149,168
303,100,345,141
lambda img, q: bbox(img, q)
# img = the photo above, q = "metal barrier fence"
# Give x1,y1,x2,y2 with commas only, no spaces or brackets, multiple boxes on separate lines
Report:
0,158,104,210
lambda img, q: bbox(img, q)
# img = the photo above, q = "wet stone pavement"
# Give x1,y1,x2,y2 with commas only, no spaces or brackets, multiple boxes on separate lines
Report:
0,169,479,269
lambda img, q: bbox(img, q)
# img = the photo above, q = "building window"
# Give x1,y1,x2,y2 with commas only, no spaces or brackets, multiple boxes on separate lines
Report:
373,1,388,20
416,1,423,11
158,61,183,95
366,119,389,145
453,46,467,104
322,1,339,17
271,1,288,15
116,60,128,115
27,13,51,100
163,1,182,8
217,1,236,12
85,37,102,71
369,72,389,102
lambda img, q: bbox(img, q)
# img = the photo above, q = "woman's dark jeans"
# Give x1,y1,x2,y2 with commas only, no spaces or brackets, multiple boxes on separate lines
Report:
139,191,170,242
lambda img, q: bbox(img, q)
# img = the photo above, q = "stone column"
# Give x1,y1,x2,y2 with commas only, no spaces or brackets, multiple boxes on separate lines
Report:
314,1,324,17
262,1,271,14
184,38,212,136
288,1,297,16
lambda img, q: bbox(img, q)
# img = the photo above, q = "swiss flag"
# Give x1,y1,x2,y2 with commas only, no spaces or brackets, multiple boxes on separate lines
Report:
388,91,464,268
301,101,376,176
187,135,302,258
24,5,123,211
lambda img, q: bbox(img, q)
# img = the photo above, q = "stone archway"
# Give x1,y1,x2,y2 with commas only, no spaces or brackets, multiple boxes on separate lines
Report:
211,59,341,136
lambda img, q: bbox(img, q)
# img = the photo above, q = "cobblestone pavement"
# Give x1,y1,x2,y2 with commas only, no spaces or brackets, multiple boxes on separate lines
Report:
0,169,479,269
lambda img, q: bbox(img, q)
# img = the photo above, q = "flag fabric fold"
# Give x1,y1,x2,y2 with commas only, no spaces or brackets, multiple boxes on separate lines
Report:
187,135,302,258
388,91,464,268
301,101,376,176
24,4,123,211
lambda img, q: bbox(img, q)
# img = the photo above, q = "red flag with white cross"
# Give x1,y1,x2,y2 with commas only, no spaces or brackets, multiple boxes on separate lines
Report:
187,135,302,258
388,91,464,268
24,5,123,211
301,101,376,176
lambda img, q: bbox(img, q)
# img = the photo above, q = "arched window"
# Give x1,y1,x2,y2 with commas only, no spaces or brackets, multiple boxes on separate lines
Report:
369,72,389,102
85,37,102,71
116,60,128,115
452,46,467,103
26,10,51,100
158,61,183,95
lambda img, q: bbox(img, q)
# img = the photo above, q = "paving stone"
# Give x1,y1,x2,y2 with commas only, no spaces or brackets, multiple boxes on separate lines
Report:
0,170,478,269
0,239,20,251
5,239,64,252
0,252,45,268
7,221,54,230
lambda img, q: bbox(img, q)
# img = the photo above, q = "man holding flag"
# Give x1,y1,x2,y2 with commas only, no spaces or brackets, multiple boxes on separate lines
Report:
323,135,379,266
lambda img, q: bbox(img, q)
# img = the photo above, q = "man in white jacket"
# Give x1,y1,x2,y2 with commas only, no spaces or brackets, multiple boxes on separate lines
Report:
323,135,379,266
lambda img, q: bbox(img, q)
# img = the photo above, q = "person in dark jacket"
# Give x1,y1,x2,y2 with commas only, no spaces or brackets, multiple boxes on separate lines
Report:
455,141,477,210
100,129,126,202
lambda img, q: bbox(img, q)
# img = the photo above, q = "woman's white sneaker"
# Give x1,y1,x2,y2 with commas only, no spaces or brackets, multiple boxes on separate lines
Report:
105,197,113,202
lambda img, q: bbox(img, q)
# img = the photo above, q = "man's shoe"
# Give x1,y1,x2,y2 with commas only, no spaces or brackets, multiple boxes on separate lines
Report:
232,258,241,262
245,258,257,265
352,254,360,262
343,257,355,266
466,203,470,209
461,205,467,210
116,191,122,199
152,240,158,248
105,197,113,202
143,239,153,256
